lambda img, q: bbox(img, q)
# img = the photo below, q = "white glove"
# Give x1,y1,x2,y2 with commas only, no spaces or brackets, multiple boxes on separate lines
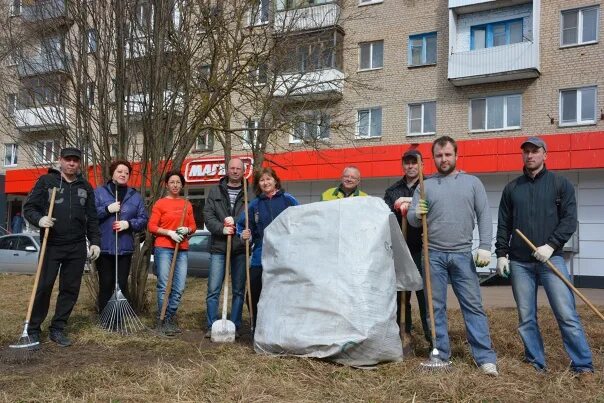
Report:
496,257,510,278
38,216,56,228
474,248,491,267
167,230,184,243
415,199,429,219
107,201,121,214
533,244,554,263
112,220,130,232
223,217,234,227
176,226,190,236
223,226,235,235
89,245,101,261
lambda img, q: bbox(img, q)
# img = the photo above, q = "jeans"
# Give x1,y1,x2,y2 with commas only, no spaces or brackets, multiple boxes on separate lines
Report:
206,253,247,329
428,249,497,365
155,247,188,320
510,256,593,372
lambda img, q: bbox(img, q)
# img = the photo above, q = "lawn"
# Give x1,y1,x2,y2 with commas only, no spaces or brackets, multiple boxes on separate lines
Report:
0,273,602,402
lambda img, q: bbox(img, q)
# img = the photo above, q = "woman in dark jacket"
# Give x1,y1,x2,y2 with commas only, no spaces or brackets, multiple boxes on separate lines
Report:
236,167,298,329
94,160,148,312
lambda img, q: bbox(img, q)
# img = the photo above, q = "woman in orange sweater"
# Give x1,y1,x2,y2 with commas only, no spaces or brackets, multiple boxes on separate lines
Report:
148,170,197,335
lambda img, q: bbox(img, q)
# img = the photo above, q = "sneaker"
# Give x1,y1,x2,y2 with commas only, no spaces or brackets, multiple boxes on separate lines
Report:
28,333,40,344
204,330,212,338
165,318,182,334
49,331,72,347
480,363,499,377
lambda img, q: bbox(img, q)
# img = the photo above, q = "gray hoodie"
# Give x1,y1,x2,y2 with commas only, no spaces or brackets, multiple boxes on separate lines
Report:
407,171,492,253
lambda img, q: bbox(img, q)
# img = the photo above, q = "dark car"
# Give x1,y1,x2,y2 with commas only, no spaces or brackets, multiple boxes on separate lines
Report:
0,233,41,274
150,230,211,278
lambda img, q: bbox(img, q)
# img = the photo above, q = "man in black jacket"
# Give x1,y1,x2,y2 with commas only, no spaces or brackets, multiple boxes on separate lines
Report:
495,137,593,374
383,149,430,344
203,158,248,337
23,147,101,347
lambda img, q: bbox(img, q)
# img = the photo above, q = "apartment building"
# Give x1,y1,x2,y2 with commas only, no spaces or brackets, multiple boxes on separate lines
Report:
1,0,603,286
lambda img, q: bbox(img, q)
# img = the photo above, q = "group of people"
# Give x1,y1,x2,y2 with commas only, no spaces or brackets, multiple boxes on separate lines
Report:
20,136,593,376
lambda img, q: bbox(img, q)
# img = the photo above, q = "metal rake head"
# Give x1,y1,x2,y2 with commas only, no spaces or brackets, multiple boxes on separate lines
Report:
420,348,452,372
3,334,41,364
99,290,145,335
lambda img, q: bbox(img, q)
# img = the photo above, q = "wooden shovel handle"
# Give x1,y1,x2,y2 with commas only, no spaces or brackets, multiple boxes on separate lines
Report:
243,178,254,329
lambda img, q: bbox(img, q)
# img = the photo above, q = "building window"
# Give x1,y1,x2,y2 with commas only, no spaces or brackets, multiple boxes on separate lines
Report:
244,119,261,148
35,140,60,164
359,41,383,70
471,19,523,50
470,94,521,131
9,0,21,16
7,94,17,116
561,6,599,46
195,130,214,151
87,29,98,53
249,0,269,26
290,112,330,143
357,107,382,138
4,143,18,167
86,81,95,106
248,63,268,85
409,32,437,66
560,86,597,125
408,102,436,135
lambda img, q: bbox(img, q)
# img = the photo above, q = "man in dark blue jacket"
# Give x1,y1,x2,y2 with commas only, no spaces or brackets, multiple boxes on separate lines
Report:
495,137,593,374
23,147,101,347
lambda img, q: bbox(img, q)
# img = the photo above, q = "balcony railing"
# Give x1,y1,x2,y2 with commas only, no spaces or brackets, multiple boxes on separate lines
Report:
21,0,68,23
14,106,68,131
17,54,69,77
274,3,340,33
449,0,496,8
448,41,539,86
273,68,344,99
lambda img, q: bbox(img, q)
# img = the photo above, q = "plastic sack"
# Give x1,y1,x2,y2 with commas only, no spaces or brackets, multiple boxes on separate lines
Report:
253,196,423,367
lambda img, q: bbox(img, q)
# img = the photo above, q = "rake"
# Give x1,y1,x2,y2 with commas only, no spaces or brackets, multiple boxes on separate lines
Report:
3,187,57,363
416,156,451,372
99,184,144,335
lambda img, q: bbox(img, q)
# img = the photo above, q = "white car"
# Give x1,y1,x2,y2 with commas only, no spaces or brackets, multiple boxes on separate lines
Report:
0,233,40,274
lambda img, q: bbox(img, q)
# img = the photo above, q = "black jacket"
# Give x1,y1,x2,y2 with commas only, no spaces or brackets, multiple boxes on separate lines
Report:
384,177,422,254
495,166,576,262
23,168,101,247
203,176,247,255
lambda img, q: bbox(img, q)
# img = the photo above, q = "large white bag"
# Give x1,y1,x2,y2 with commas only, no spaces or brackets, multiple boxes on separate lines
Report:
254,196,423,367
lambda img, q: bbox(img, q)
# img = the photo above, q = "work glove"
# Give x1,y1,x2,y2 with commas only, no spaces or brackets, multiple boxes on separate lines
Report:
112,220,130,232
223,217,235,227
89,245,101,261
533,244,554,263
223,226,235,235
415,199,429,219
394,197,412,217
474,249,491,267
107,201,121,214
496,257,510,278
167,230,184,243
176,226,190,236
241,229,251,241
38,216,56,228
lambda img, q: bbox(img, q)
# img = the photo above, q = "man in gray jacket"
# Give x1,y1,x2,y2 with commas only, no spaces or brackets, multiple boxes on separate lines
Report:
408,136,498,376
203,158,248,337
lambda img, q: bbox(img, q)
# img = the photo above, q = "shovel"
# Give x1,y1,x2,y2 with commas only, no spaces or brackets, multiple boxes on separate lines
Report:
211,235,236,342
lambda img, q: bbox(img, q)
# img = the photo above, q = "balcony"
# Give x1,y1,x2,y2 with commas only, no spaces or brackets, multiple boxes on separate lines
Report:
274,2,340,33
448,41,539,86
273,68,344,100
449,0,532,13
14,106,68,132
17,54,69,77
21,0,70,25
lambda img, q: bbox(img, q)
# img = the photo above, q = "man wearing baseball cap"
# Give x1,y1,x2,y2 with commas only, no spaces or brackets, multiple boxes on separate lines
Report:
23,147,101,347
383,149,430,346
495,136,593,374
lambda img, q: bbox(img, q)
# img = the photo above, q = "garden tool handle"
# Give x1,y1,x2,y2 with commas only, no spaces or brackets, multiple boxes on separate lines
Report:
243,177,254,328
222,235,232,321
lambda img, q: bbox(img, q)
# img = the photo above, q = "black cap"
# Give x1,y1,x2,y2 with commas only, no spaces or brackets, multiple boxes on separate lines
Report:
60,147,82,160
402,149,422,161
520,137,547,152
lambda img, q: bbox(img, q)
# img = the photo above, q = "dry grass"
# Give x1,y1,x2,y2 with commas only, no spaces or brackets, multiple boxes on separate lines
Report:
0,273,602,402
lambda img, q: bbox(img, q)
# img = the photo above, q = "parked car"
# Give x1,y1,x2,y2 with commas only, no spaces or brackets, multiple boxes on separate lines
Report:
0,233,40,274
149,230,211,278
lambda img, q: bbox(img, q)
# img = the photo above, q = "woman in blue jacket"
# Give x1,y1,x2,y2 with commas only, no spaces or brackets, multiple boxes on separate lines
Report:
237,167,298,330
94,160,148,312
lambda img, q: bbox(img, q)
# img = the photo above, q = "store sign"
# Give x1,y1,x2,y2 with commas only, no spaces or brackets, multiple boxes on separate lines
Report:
184,157,254,183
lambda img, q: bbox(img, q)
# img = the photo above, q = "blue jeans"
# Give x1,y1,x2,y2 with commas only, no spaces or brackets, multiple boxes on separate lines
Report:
428,250,497,365
510,256,593,372
206,253,246,329
155,247,188,320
